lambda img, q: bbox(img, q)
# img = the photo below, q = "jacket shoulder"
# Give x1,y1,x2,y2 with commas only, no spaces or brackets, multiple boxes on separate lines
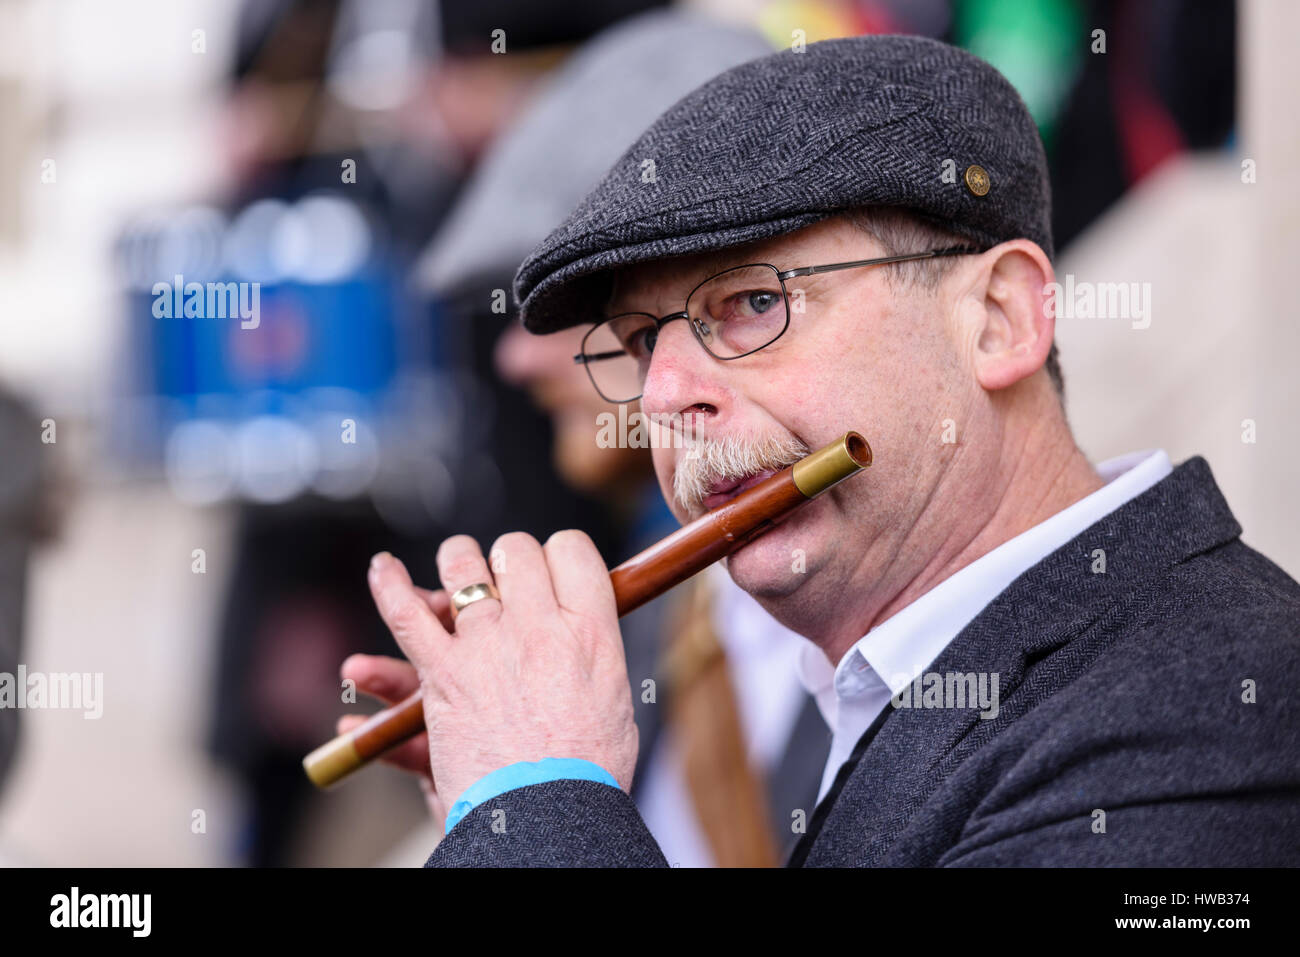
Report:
940,541,1300,865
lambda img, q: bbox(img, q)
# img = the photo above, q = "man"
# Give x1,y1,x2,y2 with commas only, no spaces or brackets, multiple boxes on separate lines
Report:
360,35,1300,865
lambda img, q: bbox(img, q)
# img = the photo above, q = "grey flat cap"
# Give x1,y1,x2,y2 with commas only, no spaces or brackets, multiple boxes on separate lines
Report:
515,34,1053,333
417,10,774,298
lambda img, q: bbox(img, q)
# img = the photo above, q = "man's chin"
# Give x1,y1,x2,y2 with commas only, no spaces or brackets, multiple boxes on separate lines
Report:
721,520,817,600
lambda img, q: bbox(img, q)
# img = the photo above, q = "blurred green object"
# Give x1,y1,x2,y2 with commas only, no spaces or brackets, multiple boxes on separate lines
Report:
954,0,1084,148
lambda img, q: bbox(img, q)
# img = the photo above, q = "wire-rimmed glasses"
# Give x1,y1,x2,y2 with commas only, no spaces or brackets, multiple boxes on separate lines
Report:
574,246,978,403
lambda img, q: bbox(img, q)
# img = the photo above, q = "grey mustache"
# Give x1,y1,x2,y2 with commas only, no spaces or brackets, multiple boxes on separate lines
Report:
674,432,810,513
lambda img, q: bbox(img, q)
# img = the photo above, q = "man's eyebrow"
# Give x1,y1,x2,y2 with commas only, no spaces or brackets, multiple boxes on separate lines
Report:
607,245,784,309
603,239,812,318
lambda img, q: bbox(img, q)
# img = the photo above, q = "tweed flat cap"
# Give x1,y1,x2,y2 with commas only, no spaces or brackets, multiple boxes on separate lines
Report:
514,34,1052,333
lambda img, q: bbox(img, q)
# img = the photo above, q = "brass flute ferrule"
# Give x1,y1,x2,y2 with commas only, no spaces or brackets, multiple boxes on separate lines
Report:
791,432,872,498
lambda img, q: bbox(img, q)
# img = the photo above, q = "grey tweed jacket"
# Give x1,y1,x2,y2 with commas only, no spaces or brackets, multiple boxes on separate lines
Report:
426,457,1300,866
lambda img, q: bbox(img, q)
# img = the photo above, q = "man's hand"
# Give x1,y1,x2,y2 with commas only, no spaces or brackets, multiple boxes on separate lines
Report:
337,652,447,829
359,530,639,822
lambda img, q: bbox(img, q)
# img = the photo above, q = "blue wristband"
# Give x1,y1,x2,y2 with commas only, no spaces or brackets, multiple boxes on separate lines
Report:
444,758,620,834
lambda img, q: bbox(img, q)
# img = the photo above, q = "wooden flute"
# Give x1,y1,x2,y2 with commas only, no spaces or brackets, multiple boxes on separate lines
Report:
302,430,872,788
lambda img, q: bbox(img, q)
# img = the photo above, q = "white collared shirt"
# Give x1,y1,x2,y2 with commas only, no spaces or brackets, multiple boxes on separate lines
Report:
796,449,1174,804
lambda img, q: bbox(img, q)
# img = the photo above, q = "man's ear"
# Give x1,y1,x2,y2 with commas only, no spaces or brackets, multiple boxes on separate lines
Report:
966,240,1055,392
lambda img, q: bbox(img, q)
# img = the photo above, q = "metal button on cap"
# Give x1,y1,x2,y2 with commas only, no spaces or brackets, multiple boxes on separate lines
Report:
964,164,990,197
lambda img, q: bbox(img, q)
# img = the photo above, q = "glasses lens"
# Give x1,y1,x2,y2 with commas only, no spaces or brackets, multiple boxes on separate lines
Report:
581,313,655,402
687,264,787,358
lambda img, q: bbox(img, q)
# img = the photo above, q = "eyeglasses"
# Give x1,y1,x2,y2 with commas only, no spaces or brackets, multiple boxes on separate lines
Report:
574,246,979,403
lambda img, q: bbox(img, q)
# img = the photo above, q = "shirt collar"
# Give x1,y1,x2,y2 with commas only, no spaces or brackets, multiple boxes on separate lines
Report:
798,449,1174,721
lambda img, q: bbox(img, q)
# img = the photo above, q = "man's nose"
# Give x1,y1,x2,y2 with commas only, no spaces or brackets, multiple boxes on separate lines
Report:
639,317,723,423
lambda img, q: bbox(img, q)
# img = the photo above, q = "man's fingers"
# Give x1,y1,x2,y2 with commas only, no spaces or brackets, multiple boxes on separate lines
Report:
488,532,558,616
341,653,420,704
416,588,455,633
368,552,447,668
435,535,501,627
543,529,617,623
336,714,431,776
337,655,429,774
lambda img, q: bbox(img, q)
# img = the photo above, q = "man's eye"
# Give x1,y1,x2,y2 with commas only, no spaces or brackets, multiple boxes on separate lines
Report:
623,326,657,357
723,290,780,318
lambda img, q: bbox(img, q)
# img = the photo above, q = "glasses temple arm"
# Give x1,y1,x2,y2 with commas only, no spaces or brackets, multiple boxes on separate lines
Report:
776,247,978,280
574,350,626,365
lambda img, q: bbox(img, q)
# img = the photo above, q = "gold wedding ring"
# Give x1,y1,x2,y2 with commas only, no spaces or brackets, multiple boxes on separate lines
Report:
449,581,501,620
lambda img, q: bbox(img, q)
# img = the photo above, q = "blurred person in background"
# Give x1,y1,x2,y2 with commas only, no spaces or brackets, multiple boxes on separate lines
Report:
342,10,829,867
201,0,658,865
205,0,455,867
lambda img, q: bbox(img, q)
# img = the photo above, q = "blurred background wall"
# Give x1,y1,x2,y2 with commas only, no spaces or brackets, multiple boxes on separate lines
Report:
0,0,1293,865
